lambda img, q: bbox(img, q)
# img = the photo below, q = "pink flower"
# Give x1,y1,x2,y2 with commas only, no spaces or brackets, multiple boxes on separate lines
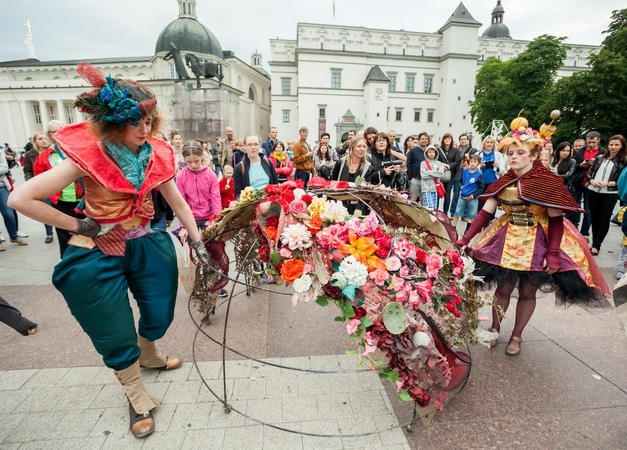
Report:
412,279,434,304
346,211,379,237
425,253,443,278
346,318,361,335
303,263,313,274
399,266,410,278
384,256,402,272
395,285,411,302
388,275,406,292
279,248,292,258
289,199,308,215
316,223,348,249
369,267,390,286
393,237,417,260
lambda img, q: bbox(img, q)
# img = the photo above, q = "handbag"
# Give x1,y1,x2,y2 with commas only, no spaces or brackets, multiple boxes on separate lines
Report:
439,148,452,183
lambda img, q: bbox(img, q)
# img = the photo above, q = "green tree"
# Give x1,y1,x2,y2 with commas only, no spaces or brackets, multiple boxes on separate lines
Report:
542,8,627,143
469,35,569,136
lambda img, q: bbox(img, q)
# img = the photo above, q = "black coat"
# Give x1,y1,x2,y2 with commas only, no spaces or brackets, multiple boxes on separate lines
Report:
233,156,279,198
572,146,606,187
586,154,626,192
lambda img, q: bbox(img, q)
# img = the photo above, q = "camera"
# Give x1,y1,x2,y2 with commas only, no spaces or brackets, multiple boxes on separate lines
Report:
382,160,403,168
483,161,494,169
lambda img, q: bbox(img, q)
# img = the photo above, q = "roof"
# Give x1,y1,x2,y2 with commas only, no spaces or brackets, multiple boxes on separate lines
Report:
0,56,152,67
363,65,389,85
155,17,223,59
438,2,482,32
482,23,512,39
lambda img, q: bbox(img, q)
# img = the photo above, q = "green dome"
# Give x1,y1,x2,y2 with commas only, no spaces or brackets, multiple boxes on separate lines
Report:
155,17,223,59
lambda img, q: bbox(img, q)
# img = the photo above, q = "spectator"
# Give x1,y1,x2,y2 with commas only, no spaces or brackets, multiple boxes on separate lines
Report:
218,165,235,208
292,127,315,187
314,143,336,180
269,141,293,183
420,145,445,209
452,153,484,228
438,133,461,217
233,134,278,198
261,127,278,158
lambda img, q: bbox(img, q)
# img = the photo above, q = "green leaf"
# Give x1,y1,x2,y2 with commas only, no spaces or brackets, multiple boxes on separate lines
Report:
270,252,280,267
316,296,329,307
398,391,412,402
360,317,373,328
345,350,357,356
339,299,355,319
334,316,346,322
389,371,400,383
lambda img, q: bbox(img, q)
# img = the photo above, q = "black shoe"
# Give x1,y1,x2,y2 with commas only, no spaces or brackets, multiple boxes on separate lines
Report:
45,236,53,244
218,289,228,297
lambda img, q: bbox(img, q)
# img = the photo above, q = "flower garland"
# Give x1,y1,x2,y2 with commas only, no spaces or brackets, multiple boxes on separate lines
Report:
203,180,489,410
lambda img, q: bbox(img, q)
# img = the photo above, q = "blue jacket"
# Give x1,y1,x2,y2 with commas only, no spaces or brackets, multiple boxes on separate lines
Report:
406,146,426,180
261,138,276,158
460,168,485,199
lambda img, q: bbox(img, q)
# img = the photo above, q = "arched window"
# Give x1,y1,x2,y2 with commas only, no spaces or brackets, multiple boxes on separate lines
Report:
249,87,255,101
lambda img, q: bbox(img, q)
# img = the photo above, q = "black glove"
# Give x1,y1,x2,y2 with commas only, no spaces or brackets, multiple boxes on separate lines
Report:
76,217,101,238
192,240,210,264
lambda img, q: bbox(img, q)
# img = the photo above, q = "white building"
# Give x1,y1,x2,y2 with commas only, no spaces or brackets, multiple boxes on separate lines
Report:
0,0,270,148
269,1,600,147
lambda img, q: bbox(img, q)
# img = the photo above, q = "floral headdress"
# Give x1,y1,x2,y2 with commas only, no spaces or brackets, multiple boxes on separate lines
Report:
498,109,561,152
74,63,157,127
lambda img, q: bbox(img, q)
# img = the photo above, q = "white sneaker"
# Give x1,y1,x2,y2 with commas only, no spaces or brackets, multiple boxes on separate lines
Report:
0,233,4,242
16,231,28,238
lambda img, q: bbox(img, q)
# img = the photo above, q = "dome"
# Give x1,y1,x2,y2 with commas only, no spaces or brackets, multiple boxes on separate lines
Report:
155,17,224,59
482,23,511,39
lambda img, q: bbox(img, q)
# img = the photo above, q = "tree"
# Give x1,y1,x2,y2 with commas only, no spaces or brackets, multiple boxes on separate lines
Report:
542,9,627,143
469,35,569,136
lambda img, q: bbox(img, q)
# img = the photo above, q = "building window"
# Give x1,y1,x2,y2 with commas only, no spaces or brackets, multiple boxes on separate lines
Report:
427,111,434,123
342,44,345,51
414,110,421,122
320,43,324,50
453,79,456,84
331,71,341,89
33,104,41,124
169,64,176,79
66,105,74,124
319,107,326,119
383,47,387,54
281,79,291,95
49,105,56,121
402,48,406,56
249,87,255,101
283,110,290,123
424,76,433,93
405,75,415,93
395,110,402,121
387,73,396,92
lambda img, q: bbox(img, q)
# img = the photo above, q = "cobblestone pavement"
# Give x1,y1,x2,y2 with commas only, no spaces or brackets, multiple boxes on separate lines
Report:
1,168,626,449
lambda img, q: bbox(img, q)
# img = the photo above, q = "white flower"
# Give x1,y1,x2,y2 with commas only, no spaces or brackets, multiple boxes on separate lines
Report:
330,272,348,289
293,188,306,200
281,223,312,250
320,200,350,223
412,331,431,348
293,274,313,293
459,256,476,284
338,256,368,287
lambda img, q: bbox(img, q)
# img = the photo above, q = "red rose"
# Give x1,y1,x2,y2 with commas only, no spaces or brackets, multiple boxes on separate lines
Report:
293,179,305,189
301,194,313,204
265,184,282,196
265,216,279,228
375,234,392,258
322,283,342,298
258,245,270,262
282,189,295,203
353,306,367,319
415,248,427,265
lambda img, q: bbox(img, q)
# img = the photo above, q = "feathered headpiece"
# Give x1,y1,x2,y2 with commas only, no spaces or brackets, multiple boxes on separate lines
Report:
74,63,157,127
498,109,561,152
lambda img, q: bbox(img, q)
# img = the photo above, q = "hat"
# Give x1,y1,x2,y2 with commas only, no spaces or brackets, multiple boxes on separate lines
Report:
498,109,561,152
74,63,157,127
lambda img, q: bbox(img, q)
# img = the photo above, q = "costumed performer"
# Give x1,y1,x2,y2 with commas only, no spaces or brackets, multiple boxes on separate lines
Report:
456,113,610,356
8,63,209,439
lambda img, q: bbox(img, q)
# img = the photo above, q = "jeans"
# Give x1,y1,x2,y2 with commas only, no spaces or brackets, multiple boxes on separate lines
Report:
454,196,479,220
0,186,18,240
589,190,618,249
151,215,167,232
43,199,53,237
295,169,310,188
214,164,222,178
443,179,461,217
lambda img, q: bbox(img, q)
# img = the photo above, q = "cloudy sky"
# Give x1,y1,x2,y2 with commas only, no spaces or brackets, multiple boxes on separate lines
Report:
1,0,624,71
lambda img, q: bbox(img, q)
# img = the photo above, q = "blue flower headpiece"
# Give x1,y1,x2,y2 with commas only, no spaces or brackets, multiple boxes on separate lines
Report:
98,75,143,127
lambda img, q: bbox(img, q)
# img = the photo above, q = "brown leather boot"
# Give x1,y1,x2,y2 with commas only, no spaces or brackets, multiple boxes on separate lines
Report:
114,361,161,438
138,335,182,370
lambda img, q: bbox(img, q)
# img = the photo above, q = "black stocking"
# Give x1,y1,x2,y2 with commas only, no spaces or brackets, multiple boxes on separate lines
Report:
491,281,516,331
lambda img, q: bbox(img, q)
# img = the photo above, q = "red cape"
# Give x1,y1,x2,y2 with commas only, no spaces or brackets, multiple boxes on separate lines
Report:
479,160,584,214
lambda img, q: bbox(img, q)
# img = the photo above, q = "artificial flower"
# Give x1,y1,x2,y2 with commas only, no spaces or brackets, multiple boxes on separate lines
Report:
239,186,256,202
411,279,433,305
415,248,427,265
369,267,390,286
305,214,323,234
425,253,444,278
393,237,417,260
293,274,313,293
387,274,406,292
346,211,379,237
264,227,278,242
329,180,349,189
289,199,308,216
412,331,431,347
308,176,330,188
265,216,279,228
346,318,361,335
338,230,385,272
320,200,349,223
316,223,347,249
301,194,314,204
280,259,306,284
293,188,306,200
308,196,327,216
384,256,402,272
399,266,410,278
281,223,313,250
258,245,270,262
338,256,369,287
279,248,292,258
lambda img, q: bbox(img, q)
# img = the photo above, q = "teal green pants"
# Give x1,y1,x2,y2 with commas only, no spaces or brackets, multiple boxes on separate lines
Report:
52,232,178,371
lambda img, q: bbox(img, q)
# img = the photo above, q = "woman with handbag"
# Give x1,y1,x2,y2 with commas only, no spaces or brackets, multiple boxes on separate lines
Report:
438,133,461,217
314,143,335,181
586,135,627,255
420,146,445,209
551,142,578,224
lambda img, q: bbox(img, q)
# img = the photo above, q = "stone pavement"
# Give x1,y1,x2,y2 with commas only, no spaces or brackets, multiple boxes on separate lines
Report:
1,168,627,449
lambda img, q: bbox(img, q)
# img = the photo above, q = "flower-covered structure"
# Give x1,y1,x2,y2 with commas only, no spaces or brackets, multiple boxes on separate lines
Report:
197,179,490,410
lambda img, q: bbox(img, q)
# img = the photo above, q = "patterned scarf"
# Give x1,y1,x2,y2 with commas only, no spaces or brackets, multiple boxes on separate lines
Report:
104,141,153,190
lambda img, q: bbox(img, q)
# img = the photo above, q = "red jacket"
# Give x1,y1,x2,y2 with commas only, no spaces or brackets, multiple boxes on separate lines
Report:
219,176,235,208
33,147,84,204
269,154,292,180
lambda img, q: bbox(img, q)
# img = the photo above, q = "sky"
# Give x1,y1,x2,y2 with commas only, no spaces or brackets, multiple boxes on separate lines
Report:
1,0,624,72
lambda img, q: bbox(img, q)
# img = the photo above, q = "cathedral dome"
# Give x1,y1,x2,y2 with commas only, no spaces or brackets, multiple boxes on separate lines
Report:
482,0,512,39
155,1,224,59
